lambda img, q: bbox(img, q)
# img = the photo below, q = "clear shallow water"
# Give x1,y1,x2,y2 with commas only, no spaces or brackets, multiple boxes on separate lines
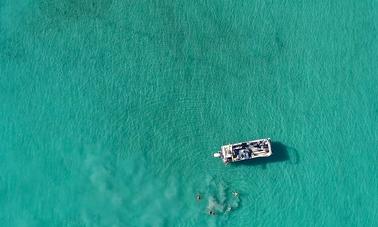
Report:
1,0,377,226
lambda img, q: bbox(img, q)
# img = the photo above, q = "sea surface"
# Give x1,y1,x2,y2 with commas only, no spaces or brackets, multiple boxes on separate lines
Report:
1,0,377,226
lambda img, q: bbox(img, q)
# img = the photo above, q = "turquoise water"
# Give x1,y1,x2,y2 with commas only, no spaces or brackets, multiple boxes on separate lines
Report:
1,0,378,226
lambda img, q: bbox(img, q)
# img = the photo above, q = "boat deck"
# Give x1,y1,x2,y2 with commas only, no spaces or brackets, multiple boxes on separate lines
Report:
215,138,272,163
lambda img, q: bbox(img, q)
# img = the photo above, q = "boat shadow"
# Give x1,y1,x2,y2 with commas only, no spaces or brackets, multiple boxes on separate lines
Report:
237,141,298,166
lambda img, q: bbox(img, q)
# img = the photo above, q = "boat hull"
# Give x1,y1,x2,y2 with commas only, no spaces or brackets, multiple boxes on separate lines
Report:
214,138,272,163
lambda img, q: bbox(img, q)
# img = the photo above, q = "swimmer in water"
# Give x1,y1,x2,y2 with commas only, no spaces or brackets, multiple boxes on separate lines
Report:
195,193,201,201
232,191,239,197
208,210,216,215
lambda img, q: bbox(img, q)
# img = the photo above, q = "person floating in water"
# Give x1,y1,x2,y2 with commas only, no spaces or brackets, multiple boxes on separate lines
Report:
195,193,201,201
232,191,239,197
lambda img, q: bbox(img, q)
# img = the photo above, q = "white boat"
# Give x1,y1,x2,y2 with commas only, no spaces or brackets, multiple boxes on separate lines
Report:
213,138,272,164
